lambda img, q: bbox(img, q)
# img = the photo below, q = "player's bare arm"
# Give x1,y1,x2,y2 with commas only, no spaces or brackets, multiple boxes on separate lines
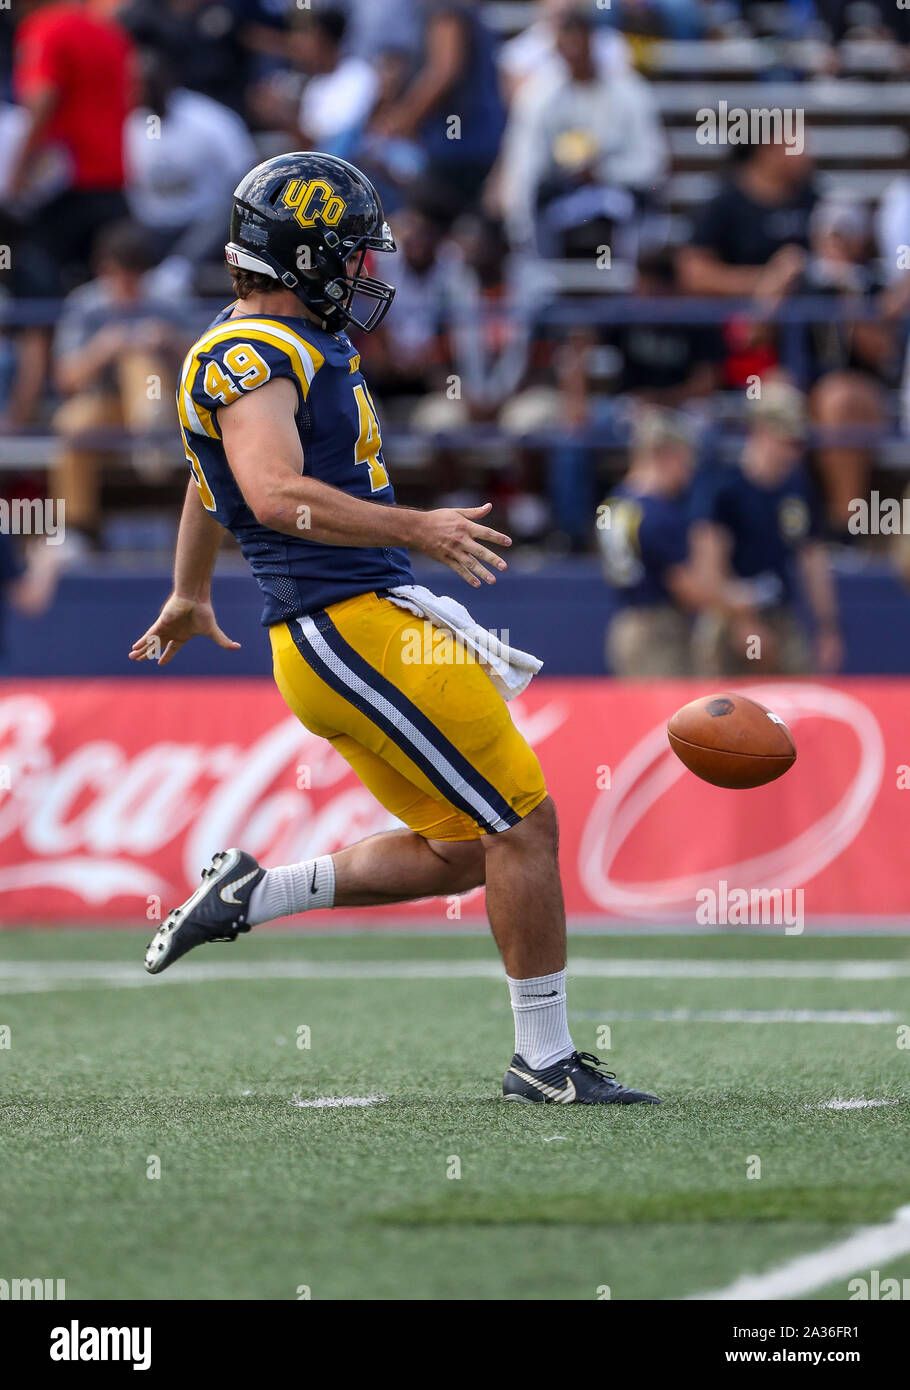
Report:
218,375,512,588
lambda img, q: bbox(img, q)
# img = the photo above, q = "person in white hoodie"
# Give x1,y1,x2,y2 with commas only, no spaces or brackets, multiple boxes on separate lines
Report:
496,8,667,255
497,0,630,102
125,48,258,295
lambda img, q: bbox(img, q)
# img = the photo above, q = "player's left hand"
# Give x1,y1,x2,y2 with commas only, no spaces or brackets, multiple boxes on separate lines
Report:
129,594,241,667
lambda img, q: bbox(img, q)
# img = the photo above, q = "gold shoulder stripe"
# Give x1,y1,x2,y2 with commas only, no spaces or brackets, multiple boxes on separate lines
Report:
179,319,326,435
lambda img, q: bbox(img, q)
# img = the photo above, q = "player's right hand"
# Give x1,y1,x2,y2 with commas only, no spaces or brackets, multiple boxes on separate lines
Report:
417,504,512,587
129,594,241,667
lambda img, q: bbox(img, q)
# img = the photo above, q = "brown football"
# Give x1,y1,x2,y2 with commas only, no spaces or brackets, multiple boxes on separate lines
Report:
667,692,796,789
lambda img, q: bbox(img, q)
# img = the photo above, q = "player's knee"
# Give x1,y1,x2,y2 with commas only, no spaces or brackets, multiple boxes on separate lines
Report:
489,795,558,859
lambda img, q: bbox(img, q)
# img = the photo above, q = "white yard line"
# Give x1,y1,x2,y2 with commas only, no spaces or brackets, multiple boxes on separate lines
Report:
571,1008,900,1024
1,957,910,995
695,1205,910,1300
289,1094,387,1109
820,1098,901,1110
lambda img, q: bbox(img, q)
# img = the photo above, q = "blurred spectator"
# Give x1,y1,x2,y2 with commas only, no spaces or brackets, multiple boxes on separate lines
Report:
598,407,702,677
876,162,910,287
340,0,422,62
361,201,451,402
9,0,134,292
799,196,895,536
612,247,724,406
812,0,910,74
547,246,722,548
125,47,257,296
678,142,815,299
497,9,667,257
374,208,558,544
51,221,192,551
688,381,842,676
0,205,55,430
405,212,552,432
353,47,429,213
372,1,506,216
875,162,910,441
117,0,266,115
678,140,816,392
498,0,630,103
294,7,378,154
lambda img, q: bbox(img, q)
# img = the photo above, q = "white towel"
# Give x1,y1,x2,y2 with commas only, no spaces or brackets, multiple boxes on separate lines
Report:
385,583,542,700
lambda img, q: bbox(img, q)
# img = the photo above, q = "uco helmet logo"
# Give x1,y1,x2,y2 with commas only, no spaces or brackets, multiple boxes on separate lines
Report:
281,179,346,230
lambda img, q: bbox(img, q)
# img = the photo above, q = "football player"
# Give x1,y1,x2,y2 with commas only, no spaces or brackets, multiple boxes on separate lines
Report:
131,152,659,1105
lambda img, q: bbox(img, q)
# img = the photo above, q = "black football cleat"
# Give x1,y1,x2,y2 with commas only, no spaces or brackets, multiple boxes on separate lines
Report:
502,1050,661,1105
144,848,264,975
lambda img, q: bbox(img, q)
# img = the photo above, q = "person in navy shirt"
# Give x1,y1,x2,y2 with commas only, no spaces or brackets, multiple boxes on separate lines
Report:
689,380,842,675
598,408,706,676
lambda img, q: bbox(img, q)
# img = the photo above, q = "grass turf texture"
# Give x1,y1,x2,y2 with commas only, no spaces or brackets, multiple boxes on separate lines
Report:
1,929,909,1300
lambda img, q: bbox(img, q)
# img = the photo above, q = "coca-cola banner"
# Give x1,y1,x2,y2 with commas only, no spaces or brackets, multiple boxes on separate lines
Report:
0,678,907,925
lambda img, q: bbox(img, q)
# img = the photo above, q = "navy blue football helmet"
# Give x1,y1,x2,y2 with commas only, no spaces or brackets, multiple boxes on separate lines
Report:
225,152,396,332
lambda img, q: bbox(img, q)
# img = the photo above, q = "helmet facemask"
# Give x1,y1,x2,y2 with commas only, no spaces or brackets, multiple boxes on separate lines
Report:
316,228,397,333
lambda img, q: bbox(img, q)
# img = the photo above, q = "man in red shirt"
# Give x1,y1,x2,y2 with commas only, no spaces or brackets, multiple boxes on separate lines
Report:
10,0,134,288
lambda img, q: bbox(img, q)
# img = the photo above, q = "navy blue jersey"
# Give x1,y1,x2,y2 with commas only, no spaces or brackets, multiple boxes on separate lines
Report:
690,462,821,601
178,307,414,624
599,486,690,608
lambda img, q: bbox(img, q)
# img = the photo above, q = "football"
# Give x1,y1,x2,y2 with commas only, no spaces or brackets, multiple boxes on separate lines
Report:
667,692,797,789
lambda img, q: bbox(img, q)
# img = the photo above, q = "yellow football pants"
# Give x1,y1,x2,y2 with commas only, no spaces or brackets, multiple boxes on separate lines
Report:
269,591,548,841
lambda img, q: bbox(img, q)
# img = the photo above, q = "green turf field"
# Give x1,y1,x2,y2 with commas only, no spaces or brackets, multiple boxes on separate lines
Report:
2,928,909,1300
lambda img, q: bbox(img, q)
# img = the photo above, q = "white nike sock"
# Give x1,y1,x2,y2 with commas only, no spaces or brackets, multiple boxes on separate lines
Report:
247,855,336,925
506,969,574,1070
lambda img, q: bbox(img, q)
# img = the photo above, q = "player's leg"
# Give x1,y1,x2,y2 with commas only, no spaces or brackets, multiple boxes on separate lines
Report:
480,793,658,1104
146,595,658,1102
246,734,485,923
269,594,658,1105
247,827,484,922
144,735,487,971
482,794,564,978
